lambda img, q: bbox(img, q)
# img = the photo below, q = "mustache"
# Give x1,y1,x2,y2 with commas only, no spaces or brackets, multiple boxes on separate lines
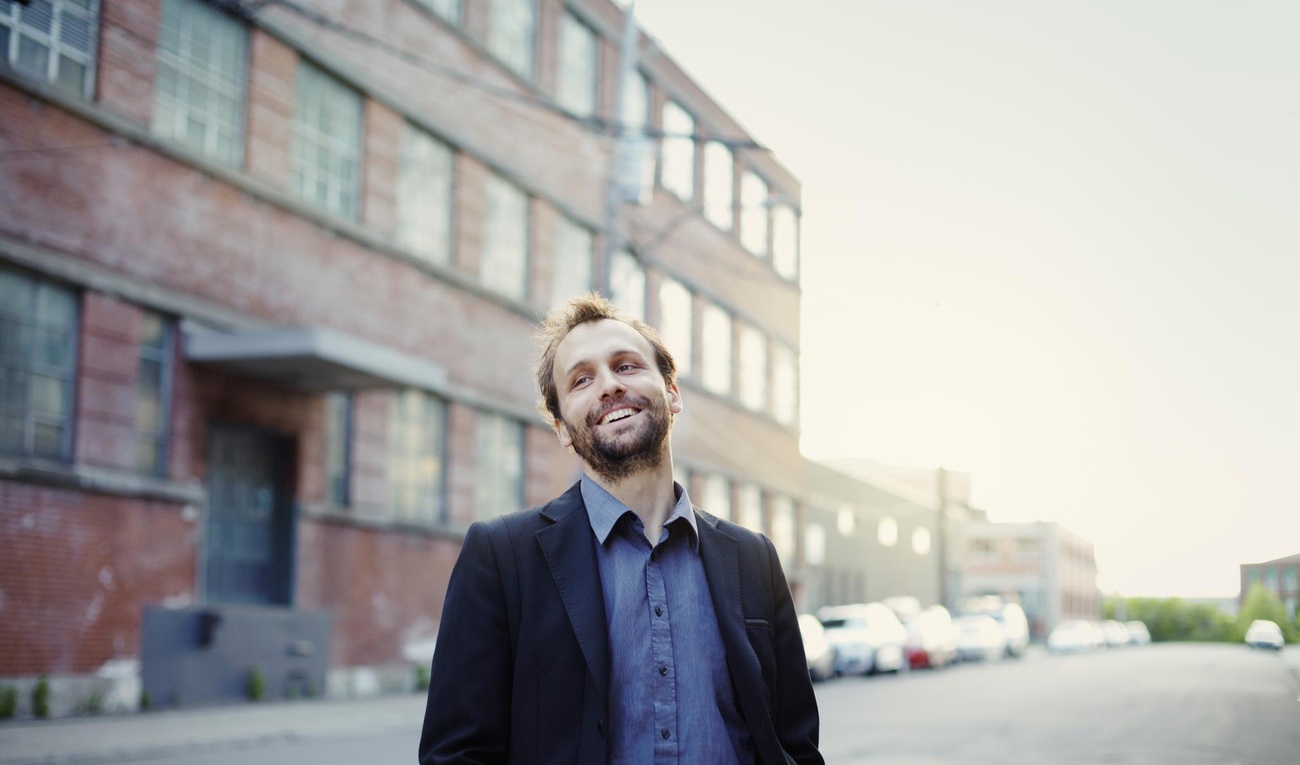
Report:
586,395,652,427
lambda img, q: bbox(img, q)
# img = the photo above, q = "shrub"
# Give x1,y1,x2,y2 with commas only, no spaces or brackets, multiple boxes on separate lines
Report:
0,686,17,719
32,677,50,719
246,667,265,701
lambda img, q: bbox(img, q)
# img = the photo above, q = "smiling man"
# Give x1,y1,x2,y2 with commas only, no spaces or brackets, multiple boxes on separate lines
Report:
419,294,822,765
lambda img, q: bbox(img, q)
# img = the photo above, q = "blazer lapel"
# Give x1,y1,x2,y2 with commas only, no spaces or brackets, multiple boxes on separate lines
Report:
536,484,610,703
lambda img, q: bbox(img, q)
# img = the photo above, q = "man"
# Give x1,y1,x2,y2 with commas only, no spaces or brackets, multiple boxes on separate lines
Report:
419,294,822,765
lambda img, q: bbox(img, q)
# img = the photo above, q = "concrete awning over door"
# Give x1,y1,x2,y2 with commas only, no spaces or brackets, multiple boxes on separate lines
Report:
184,326,448,392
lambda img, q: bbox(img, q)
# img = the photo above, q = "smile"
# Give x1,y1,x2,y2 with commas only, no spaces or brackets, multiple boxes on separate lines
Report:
598,407,640,425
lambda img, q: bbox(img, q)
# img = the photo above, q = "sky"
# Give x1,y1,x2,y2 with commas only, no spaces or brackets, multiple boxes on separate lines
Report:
633,0,1300,598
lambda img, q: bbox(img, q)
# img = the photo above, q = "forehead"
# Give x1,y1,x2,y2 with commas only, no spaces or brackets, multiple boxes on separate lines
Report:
553,319,654,376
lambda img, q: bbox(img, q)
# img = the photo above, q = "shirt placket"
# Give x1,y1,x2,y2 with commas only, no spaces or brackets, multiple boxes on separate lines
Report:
646,539,678,763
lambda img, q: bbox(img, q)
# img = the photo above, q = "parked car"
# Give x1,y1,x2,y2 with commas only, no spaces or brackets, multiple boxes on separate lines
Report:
1101,620,1132,647
1048,619,1105,653
817,602,909,675
1244,619,1285,650
992,602,1031,658
1125,620,1151,645
904,605,958,669
954,614,1007,662
798,614,838,681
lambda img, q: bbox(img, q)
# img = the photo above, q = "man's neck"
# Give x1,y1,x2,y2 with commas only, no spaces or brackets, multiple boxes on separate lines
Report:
584,456,678,544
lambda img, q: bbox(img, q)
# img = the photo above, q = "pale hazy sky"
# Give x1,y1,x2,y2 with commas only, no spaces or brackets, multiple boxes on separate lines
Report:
634,0,1300,597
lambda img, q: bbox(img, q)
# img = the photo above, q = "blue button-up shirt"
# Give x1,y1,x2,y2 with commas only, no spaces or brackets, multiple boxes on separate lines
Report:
582,476,755,765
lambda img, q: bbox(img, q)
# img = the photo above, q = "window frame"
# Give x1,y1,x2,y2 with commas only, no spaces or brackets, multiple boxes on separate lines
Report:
397,122,457,266
482,171,532,302
556,10,598,118
607,249,646,321
474,410,525,521
324,391,353,507
135,310,174,478
549,214,594,309
152,0,249,167
0,0,101,99
660,100,695,201
0,269,79,463
387,389,448,525
291,59,364,220
487,0,537,80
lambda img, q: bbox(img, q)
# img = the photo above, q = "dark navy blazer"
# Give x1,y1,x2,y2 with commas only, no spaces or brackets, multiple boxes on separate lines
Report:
418,482,823,765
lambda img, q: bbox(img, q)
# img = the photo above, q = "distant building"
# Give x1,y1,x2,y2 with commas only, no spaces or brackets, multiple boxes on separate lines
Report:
1240,554,1300,619
803,462,942,611
953,520,1098,639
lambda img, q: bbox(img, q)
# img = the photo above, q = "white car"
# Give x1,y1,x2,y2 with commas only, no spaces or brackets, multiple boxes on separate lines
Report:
1244,619,1285,650
1125,620,1151,645
1101,620,1132,648
798,614,838,682
817,602,909,675
954,614,1007,662
1048,619,1105,653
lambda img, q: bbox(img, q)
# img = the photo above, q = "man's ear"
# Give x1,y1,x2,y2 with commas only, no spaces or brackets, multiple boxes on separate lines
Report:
555,418,572,448
668,382,683,415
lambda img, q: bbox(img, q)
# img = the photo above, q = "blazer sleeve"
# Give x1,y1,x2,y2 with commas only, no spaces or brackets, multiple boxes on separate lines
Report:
418,521,514,765
764,534,826,765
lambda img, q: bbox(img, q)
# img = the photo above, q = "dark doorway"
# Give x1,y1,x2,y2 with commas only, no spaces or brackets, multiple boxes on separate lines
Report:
204,422,295,606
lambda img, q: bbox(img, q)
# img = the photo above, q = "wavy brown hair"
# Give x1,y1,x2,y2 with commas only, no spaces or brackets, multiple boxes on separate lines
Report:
534,293,678,426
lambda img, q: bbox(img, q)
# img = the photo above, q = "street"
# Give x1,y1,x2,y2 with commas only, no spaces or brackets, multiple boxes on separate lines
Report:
5,644,1297,765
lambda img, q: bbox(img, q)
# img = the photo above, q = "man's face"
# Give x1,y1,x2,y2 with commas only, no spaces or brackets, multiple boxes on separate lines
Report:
551,319,682,482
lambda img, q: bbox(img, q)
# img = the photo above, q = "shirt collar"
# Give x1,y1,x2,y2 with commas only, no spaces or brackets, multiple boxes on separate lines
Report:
581,474,698,550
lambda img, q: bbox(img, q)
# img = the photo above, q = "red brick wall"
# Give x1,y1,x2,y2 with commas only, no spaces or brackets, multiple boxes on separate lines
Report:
295,517,461,666
96,0,160,124
74,294,140,472
245,30,298,188
0,481,195,676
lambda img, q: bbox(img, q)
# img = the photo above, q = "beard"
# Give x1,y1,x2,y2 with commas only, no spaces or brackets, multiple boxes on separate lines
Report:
563,393,672,483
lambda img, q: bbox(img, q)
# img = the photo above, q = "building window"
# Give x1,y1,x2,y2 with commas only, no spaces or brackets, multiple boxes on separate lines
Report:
657,277,692,377
556,12,597,117
482,172,530,301
772,343,797,426
1285,568,1298,591
488,0,535,79
703,141,733,231
397,123,455,266
135,311,171,476
388,389,446,524
772,204,800,280
475,411,523,520
292,60,362,219
0,269,77,461
621,69,653,199
0,0,98,98
1264,568,1279,591
836,505,856,536
912,527,932,555
325,391,351,506
413,0,460,25
701,473,730,521
771,495,795,563
660,101,694,201
736,483,762,532
970,538,997,558
700,303,731,396
878,517,898,547
153,0,247,166
737,323,766,412
550,215,593,309
1016,537,1043,559
740,171,768,256
607,249,645,321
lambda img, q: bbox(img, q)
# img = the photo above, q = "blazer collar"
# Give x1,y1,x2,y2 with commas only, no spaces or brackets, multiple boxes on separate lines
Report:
537,482,610,703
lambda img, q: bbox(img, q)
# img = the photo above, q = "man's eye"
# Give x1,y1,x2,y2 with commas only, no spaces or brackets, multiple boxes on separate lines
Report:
617,363,636,372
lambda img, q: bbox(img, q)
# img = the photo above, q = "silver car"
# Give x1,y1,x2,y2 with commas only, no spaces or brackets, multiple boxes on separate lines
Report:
817,603,909,675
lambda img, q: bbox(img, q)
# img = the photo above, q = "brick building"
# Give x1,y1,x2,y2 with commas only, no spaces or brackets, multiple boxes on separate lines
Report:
0,0,803,711
1240,553,1300,620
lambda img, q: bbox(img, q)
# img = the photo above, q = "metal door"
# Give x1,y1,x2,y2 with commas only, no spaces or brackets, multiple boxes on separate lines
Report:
204,423,294,605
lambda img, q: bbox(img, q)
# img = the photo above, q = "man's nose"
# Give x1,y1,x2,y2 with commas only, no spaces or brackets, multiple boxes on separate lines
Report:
595,368,625,398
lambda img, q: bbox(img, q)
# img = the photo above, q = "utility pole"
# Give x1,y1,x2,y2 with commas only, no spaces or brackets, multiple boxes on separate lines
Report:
936,466,949,610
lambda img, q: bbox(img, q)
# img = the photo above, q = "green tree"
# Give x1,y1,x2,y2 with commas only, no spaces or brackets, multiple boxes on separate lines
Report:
1234,583,1294,642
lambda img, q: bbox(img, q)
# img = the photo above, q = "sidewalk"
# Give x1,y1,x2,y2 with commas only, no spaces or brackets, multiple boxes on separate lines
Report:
0,693,427,765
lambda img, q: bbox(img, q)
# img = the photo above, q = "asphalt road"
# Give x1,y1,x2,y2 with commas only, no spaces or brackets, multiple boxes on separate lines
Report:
102,643,1298,765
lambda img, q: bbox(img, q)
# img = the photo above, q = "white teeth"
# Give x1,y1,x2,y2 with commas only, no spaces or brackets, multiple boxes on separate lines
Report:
601,409,635,425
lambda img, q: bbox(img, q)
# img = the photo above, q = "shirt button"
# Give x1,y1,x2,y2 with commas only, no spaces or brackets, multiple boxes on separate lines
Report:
658,665,668,676
655,606,663,617
661,728,670,740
